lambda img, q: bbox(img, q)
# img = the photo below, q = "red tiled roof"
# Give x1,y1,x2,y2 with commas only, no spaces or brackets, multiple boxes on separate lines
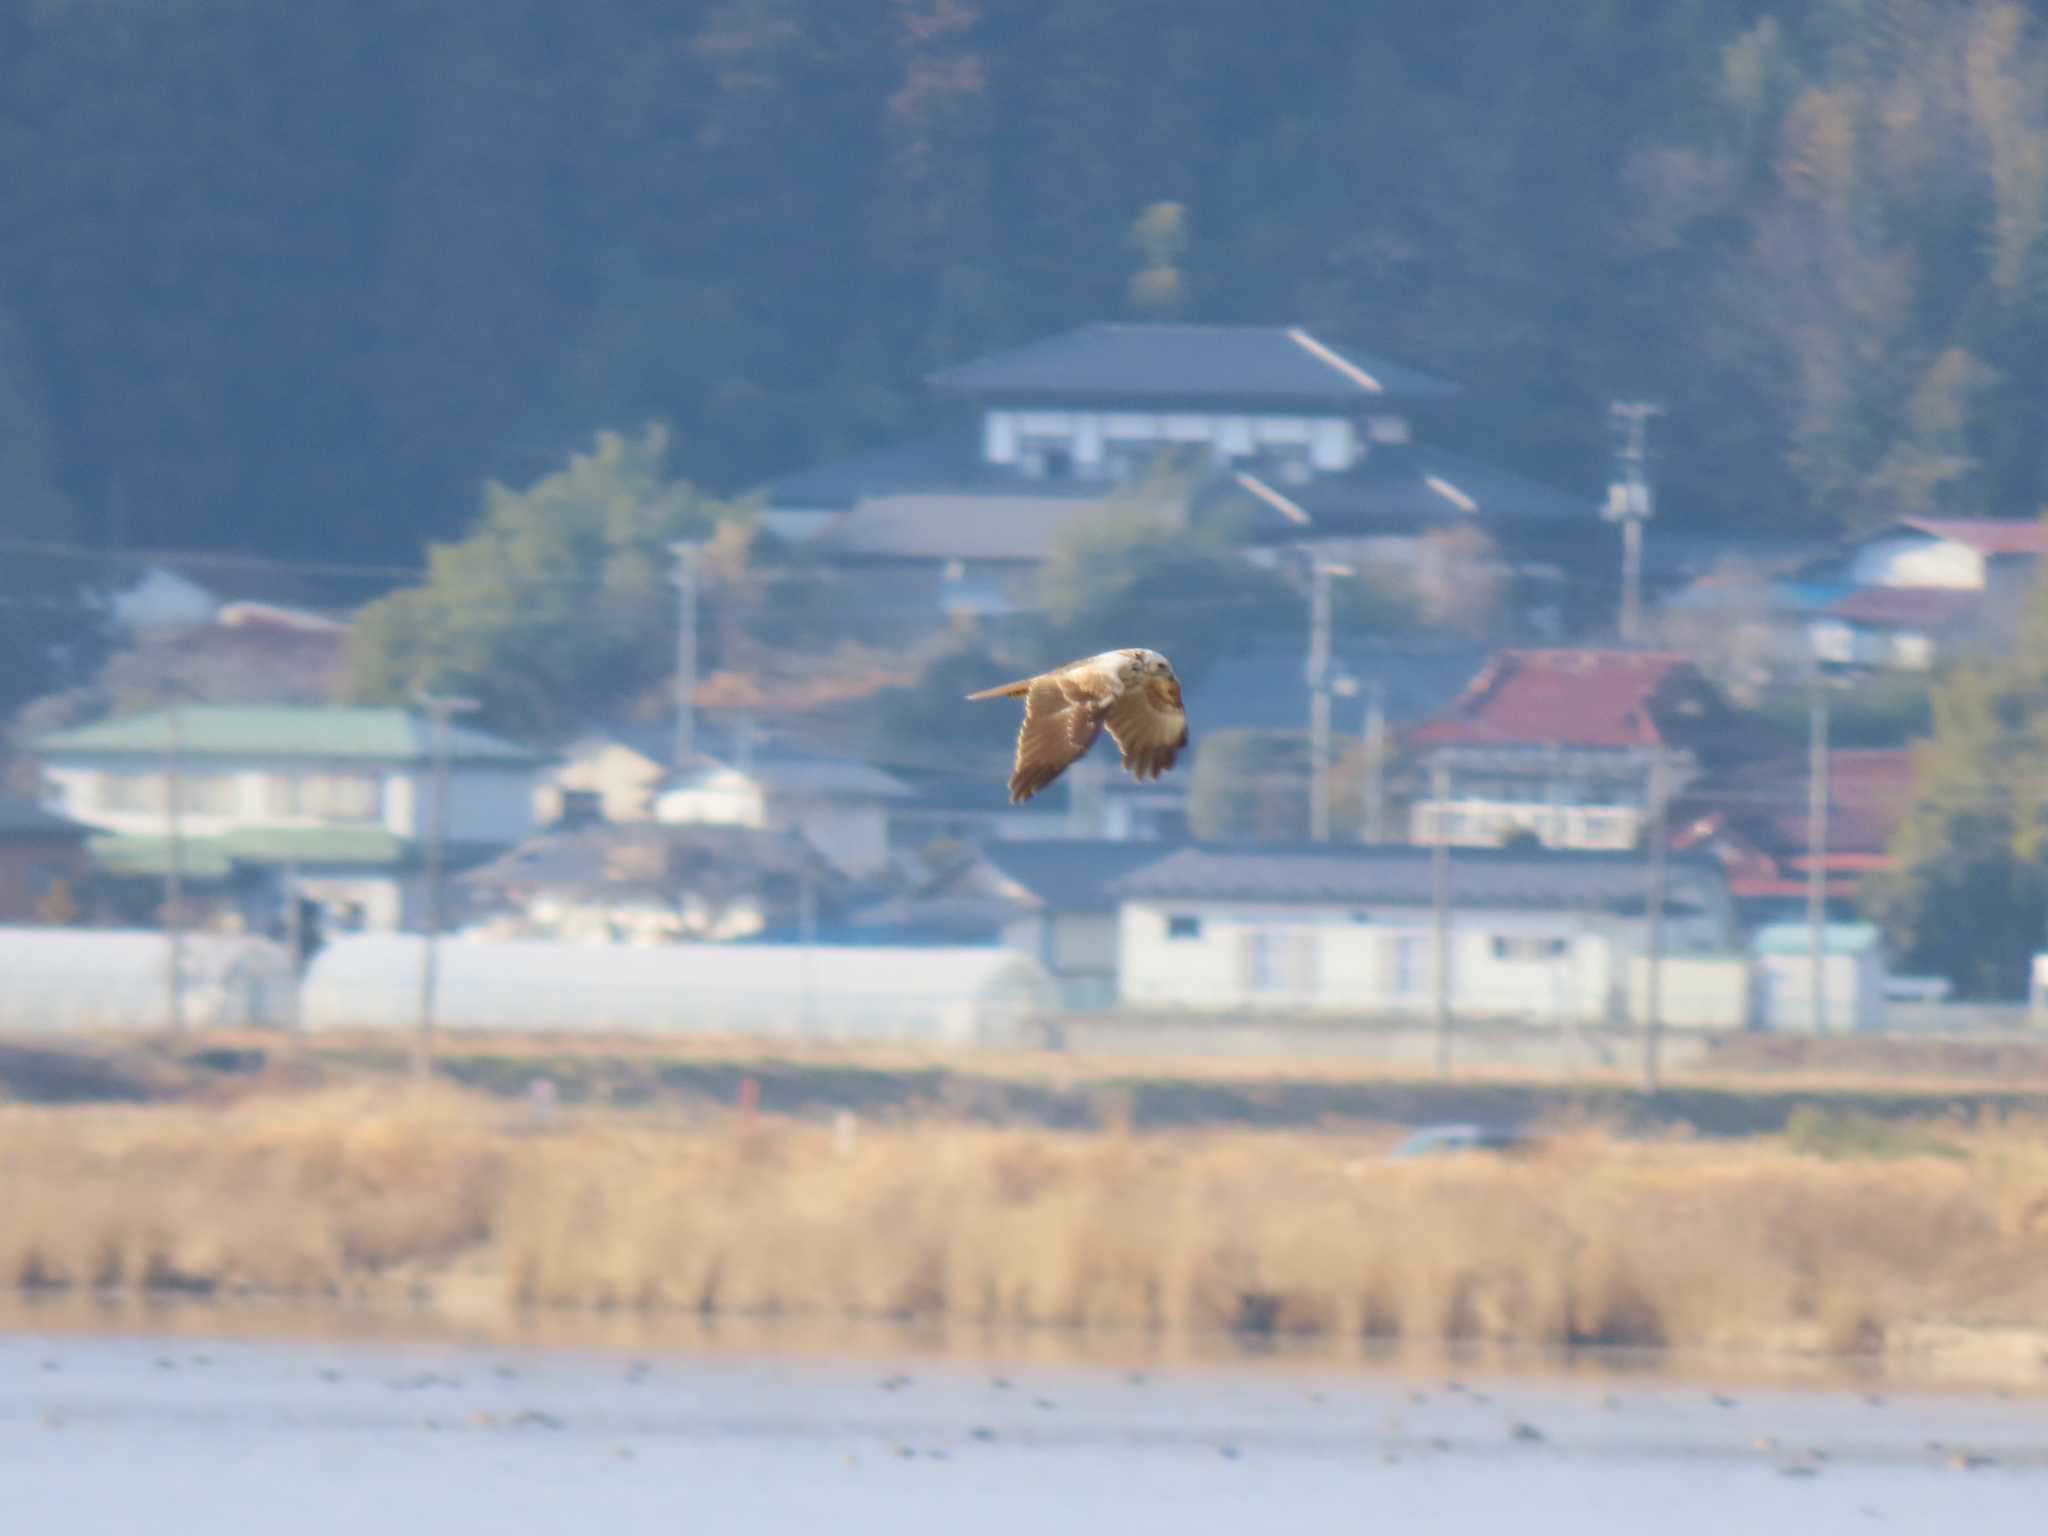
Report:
1670,748,1914,879
1403,650,1737,752
1897,517,2048,557
1823,586,1980,629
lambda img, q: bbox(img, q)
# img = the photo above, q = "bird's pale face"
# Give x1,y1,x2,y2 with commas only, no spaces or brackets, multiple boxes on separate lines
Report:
1122,649,1181,706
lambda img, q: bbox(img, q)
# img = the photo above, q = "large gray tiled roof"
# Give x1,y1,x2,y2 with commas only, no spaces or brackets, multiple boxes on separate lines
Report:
1109,843,1724,913
929,324,1460,407
1197,443,1595,535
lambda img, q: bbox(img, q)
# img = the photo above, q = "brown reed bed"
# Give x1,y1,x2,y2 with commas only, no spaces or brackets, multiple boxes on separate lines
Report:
4,1087,2048,1363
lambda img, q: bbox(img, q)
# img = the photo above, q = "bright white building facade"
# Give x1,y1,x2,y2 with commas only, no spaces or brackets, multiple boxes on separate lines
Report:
1111,845,1739,1025
35,706,544,931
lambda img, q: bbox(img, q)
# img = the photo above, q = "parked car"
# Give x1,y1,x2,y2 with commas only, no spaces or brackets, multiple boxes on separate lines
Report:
1390,1123,1534,1159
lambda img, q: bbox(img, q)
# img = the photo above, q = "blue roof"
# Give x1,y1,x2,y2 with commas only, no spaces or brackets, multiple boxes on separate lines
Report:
1772,579,1857,614
929,323,1461,407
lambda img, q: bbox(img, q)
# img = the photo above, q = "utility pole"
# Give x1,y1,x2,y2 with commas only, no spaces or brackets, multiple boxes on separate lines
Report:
283,859,304,1037
1807,681,1830,1034
798,855,819,1037
1642,750,1669,1096
413,687,480,1083
164,702,187,1033
1362,679,1387,845
671,541,704,771
1430,756,1452,1076
1607,402,1663,644
1307,559,1353,842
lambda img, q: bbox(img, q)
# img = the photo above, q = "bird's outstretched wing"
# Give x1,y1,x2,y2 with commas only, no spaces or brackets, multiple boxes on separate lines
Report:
1105,675,1189,782
1007,666,1119,803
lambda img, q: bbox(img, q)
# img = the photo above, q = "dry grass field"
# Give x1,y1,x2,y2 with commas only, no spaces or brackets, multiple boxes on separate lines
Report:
6,1082,2048,1365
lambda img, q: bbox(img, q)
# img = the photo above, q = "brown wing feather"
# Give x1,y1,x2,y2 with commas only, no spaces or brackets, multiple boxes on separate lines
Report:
1105,676,1190,783
1008,668,1117,803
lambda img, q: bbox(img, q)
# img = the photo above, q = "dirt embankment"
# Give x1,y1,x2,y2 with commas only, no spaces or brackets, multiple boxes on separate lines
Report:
10,1030,2048,1139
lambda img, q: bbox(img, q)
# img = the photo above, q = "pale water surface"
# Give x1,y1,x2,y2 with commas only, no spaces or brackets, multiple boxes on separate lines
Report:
3,1310,2046,1534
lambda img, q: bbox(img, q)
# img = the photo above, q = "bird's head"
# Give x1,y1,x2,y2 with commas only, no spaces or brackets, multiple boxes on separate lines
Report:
1122,647,1176,679
1124,649,1182,706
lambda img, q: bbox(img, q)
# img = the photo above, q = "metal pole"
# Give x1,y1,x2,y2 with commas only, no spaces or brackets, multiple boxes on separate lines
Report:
1643,750,1668,1096
165,703,187,1033
283,859,303,1035
1620,516,1644,645
1807,682,1830,1033
1308,562,1333,842
1431,756,1452,1076
1362,680,1386,845
413,689,480,1082
671,542,701,771
1609,401,1661,644
798,856,818,1036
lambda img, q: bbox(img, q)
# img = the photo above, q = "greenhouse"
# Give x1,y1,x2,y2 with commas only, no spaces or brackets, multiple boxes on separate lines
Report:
300,936,1055,1047
0,927,295,1033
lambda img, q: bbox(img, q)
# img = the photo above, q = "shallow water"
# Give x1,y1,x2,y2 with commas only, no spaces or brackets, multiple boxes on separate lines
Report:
4,1313,2048,1534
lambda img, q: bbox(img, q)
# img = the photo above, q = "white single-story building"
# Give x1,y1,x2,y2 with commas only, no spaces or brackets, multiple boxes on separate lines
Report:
1751,921,1888,1033
1109,844,1738,1023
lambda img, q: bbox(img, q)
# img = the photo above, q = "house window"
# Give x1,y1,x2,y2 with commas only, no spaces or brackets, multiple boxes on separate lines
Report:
1492,936,1570,962
98,772,167,812
1166,913,1202,940
179,773,240,816
1240,932,1320,994
1017,438,1073,479
273,770,383,823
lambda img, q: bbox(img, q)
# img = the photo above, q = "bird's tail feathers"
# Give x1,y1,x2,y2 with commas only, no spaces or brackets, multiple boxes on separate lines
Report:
965,678,1032,701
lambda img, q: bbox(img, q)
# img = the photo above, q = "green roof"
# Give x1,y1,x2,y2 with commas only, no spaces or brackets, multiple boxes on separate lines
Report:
35,706,541,765
1752,922,1883,956
87,835,239,880
88,825,419,877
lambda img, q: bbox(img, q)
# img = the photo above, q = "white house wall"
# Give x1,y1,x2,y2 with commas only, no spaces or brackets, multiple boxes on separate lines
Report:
390,765,536,844
980,408,1359,475
1120,899,1645,1021
1848,536,1984,590
534,741,666,824
44,758,535,847
1754,950,1888,1032
654,777,768,828
109,567,220,634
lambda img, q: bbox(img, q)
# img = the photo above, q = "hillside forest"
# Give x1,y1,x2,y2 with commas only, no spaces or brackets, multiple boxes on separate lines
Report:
4,0,2048,563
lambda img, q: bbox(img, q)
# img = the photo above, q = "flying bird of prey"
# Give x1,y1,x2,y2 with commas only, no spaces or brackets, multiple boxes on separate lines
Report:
967,648,1189,804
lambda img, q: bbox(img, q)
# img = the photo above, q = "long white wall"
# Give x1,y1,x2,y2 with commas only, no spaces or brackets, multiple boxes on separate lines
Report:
1119,898,1735,1023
